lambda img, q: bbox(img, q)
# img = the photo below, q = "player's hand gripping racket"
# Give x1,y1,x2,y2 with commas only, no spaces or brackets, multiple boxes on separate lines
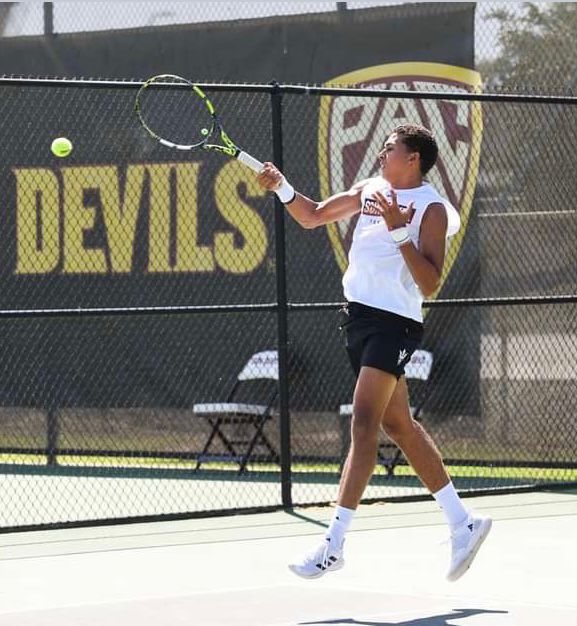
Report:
134,74,264,172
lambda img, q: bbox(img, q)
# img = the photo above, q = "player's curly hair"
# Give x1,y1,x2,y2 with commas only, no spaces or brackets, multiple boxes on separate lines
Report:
393,124,438,176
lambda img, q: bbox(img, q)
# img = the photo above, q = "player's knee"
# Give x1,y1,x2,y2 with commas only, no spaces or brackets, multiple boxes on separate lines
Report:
351,411,381,445
382,415,417,444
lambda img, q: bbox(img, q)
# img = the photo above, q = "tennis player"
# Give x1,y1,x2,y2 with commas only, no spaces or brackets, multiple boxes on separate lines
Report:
257,123,492,582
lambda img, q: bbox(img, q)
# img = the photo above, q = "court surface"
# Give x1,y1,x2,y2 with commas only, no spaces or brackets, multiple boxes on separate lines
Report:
0,489,576,625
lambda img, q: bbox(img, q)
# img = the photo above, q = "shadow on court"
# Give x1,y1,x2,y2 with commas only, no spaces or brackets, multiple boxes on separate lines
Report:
300,608,508,625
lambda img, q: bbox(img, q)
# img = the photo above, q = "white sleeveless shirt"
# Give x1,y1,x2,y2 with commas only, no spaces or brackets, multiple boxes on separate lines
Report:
342,176,460,323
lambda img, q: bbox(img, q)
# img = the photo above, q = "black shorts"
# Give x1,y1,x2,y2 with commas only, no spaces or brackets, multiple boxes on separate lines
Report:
339,301,424,379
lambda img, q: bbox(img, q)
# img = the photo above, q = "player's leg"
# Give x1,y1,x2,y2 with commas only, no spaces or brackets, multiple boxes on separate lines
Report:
338,374,442,499
288,364,397,579
336,367,397,520
338,365,398,508
381,377,492,581
380,376,449,493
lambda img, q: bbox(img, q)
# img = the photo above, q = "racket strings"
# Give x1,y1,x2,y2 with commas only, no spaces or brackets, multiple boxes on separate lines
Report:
137,76,215,148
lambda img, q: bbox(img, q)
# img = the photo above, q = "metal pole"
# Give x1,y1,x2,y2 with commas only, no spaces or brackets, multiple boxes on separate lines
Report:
270,81,292,509
46,407,59,465
44,2,54,36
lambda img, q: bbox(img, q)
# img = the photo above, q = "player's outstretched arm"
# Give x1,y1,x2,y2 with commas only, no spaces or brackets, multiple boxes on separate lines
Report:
257,162,363,229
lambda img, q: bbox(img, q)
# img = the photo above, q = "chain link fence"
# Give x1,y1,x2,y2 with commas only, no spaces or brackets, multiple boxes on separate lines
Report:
0,75,575,530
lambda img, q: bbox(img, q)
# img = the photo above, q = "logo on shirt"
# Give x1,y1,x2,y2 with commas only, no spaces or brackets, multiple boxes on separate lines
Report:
318,62,483,304
361,197,382,217
361,195,410,218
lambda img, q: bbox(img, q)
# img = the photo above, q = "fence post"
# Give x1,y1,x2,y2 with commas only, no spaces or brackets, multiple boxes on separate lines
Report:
44,2,54,36
270,80,292,509
46,406,59,465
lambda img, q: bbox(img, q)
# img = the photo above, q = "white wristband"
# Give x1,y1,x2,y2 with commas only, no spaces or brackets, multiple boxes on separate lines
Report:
275,178,296,204
390,226,410,246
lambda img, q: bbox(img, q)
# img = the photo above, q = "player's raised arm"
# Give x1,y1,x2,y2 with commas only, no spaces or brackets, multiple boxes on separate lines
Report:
257,162,363,229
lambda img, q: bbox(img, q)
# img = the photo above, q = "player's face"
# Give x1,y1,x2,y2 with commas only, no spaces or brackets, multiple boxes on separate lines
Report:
377,133,414,179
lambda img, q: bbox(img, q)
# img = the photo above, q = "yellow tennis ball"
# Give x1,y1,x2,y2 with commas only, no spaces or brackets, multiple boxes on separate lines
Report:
51,137,73,158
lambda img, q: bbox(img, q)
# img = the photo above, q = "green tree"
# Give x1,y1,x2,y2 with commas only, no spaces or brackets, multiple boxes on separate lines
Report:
473,3,577,302
479,2,577,94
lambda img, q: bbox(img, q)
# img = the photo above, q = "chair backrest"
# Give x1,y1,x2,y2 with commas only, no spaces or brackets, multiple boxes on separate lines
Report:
237,350,279,381
227,350,279,410
404,349,433,381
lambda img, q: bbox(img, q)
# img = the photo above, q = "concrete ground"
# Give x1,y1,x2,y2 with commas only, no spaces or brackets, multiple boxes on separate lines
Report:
0,489,576,625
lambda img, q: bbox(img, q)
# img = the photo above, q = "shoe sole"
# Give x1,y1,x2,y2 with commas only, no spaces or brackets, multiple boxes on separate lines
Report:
288,558,345,580
447,517,492,582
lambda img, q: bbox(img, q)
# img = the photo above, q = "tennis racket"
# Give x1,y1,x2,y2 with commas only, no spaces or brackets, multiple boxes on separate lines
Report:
134,74,264,172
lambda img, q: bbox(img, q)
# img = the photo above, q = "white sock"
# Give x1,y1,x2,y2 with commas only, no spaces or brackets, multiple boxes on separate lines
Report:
325,505,355,549
433,482,469,529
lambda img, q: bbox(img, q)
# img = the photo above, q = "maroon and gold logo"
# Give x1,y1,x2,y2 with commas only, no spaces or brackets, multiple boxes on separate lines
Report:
318,62,482,299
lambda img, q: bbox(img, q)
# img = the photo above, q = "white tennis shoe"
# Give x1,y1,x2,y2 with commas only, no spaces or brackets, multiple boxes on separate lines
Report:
447,513,492,581
288,538,345,579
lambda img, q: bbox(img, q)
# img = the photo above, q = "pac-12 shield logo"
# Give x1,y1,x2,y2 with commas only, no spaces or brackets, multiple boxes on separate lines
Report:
318,62,483,298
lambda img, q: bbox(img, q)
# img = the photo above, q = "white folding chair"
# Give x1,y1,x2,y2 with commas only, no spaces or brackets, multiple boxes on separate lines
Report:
193,350,280,472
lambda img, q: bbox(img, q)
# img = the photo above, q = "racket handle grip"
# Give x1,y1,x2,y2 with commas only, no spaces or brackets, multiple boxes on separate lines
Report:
237,151,264,173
